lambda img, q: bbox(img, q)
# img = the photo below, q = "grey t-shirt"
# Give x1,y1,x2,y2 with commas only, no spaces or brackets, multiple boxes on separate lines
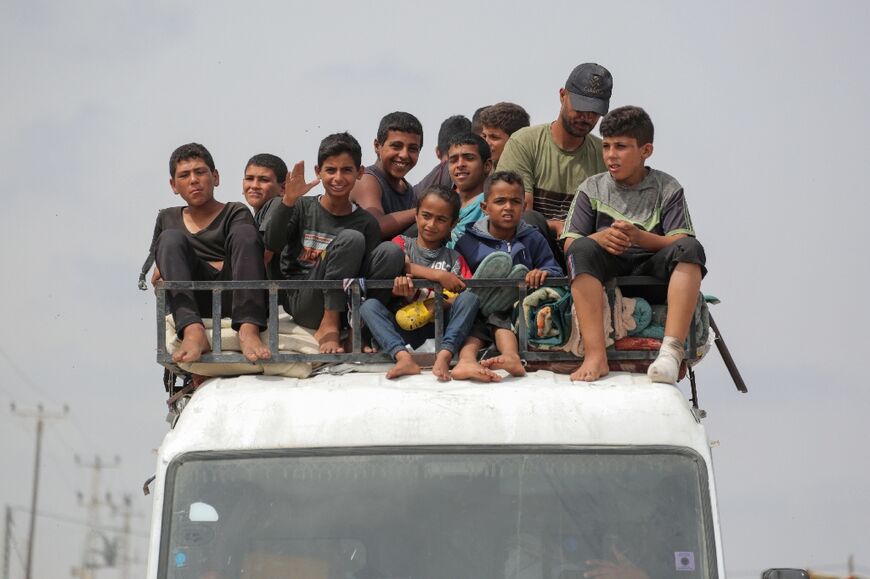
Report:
562,168,695,242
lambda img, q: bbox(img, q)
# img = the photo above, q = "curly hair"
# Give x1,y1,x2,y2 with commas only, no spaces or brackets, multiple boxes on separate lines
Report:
599,106,654,145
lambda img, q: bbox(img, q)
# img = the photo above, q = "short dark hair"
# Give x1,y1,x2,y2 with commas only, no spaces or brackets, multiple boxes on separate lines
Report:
376,111,424,147
417,184,461,223
486,170,525,199
479,102,530,136
317,132,363,167
599,106,655,146
471,105,492,135
437,115,472,155
169,143,215,177
446,132,492,162
245,153,288,184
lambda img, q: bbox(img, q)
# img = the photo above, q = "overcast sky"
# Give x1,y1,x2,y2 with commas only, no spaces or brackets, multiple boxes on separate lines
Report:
1,1,868,577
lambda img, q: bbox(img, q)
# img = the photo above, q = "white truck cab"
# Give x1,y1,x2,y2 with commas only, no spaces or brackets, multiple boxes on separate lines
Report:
145,371,725,579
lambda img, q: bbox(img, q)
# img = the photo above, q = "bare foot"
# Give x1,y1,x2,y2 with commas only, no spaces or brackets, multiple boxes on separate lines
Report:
238,323,271,362
174,323,211,363
315,328,344,353
450,359,502,382
386,351,421,379
432,350,453,382
481,353,526,377
569,353,610,382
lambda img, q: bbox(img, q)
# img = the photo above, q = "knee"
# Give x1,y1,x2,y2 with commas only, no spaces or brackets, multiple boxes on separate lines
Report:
335,229,365,246
564,236,598,260
156,229,188,255
373,241,405,274
226,223,260,245
672,237,706,263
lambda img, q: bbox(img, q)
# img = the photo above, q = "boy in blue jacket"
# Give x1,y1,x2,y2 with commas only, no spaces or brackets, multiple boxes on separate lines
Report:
454,171,563,380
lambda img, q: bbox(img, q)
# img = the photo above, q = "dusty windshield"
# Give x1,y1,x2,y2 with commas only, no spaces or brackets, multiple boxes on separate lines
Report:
161,450,714,579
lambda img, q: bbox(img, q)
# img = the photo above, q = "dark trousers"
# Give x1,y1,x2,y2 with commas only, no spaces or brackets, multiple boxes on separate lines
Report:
287,230,406,329
156,226,267,337
522,209,566,271
565,236,707,283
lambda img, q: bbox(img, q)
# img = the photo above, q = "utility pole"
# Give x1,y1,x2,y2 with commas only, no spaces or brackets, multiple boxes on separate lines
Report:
11,402,68,579
2,506,12,579
73,455,120,579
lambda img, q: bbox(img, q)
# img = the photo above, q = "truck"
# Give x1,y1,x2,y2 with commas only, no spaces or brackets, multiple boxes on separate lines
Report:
143,277,808,579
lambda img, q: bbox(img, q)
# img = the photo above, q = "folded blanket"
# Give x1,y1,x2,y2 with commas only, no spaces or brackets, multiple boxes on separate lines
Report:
165,313,321,378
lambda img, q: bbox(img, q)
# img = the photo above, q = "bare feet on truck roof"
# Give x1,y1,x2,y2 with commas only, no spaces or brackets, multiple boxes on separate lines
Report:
174,323,211,363
238,323,271,362
386,351,421,379
432,350,453,382
316,311,344,353
480,353,526,377
569,353,610,382
450,360,502,382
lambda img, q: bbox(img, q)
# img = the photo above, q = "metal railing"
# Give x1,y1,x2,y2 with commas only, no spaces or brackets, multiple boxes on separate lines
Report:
155,276,708,365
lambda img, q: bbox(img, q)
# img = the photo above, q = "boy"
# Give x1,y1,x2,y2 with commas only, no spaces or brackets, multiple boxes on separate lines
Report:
478,102,530,169
263,132,405,353
151,143,271,363
562,106,706,384
445,133,492,248
351,111,424,239
413,114,471,196
454,171,564,381
243,153,287,218
359,186,480,381
243,153,288,281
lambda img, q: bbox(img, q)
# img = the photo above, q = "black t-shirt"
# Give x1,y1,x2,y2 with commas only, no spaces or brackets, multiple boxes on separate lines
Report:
149,201,254,262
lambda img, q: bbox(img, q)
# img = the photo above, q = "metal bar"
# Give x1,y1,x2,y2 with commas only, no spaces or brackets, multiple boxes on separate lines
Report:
433,284,444,352
517,281,528,355
708,315,748,393
156,286,168,361
268,289,279,356
351,282,361,354
211,290,222,354
689,366,699,409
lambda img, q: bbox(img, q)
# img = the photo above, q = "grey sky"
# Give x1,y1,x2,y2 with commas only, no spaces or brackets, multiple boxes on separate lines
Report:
1,0,868,577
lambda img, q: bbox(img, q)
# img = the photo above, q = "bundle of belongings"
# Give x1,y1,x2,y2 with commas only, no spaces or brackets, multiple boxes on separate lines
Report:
514,283,718,376
164,313,322,379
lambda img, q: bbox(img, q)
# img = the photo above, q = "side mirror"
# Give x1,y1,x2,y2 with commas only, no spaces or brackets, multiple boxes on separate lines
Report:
761,570,809,579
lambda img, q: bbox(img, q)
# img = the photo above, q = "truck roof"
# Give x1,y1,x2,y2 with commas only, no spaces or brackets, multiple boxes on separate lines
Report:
159,371,711,461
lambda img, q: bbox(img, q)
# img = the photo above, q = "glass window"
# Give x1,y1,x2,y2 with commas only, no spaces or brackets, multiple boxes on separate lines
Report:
161,450,715,579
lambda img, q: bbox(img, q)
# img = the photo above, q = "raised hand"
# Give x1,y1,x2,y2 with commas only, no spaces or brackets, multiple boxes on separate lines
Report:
282,161,321,207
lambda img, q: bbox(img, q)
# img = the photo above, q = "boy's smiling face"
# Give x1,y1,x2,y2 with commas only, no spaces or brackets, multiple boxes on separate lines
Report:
482,180,524,239
602,135,653,186
375,130,421,181
316,152,363,199
171,157,219,207
448,143,491,194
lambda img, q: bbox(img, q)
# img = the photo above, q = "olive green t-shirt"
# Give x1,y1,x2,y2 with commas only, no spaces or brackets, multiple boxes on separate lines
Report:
496,123,606,221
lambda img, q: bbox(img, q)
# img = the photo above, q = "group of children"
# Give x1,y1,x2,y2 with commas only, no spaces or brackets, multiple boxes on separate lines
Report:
150,103,705,386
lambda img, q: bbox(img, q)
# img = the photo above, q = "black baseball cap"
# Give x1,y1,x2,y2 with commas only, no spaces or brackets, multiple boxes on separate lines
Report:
565,63,613,115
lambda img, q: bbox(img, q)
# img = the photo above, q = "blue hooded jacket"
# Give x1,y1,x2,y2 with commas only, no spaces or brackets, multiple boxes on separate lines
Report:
454,217,564,276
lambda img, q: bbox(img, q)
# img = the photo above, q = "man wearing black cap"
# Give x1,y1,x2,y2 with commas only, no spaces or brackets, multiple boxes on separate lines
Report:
497,63,613,236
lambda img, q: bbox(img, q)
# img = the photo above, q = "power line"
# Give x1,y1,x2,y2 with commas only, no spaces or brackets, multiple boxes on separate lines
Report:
9,507,149,540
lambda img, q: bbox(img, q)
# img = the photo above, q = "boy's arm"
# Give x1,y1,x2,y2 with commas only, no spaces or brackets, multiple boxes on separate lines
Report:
560,188,595,251
263,162,319,252
350,174,417,239
612,187,695,251
495,135,535,211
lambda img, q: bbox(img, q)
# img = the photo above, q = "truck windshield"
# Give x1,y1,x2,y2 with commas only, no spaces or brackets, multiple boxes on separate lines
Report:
160,450,715,579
